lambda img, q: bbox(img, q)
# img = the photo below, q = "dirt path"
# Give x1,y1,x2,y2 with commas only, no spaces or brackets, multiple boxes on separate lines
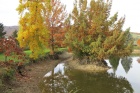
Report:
3,52,72,93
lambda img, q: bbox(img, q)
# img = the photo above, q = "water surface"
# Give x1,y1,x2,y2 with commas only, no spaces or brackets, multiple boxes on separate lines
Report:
39,57,140,93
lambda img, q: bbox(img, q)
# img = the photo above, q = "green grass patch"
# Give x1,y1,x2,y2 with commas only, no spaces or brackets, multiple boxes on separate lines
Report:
58,48,67,52
24,50,32,56
44,49,50,53
133,45,140,50
24,49,50,57
24,48,67,56
0,54,15,62
0,48,67,62
0,54,5,61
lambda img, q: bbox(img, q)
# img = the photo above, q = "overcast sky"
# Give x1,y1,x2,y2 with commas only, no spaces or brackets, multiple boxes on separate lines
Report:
0,0,140,32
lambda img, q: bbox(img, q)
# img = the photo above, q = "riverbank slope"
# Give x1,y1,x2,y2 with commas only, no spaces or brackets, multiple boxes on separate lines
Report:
1,52,72,93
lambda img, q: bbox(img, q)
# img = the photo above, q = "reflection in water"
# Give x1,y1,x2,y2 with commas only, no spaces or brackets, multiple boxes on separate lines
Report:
121,57,132,73
44,63,65,77
39,63,75,93
39,63,133,93
66,69,133,93
109,57,132,74
109,57,120,72
137,58,140,64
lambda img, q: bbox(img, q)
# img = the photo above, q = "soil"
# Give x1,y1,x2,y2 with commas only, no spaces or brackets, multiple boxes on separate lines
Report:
1,52,72,93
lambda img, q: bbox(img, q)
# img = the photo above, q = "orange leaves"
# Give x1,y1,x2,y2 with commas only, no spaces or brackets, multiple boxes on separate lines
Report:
68,47,72,52
45,0,67,54
137,39,140,46
0,37,25,63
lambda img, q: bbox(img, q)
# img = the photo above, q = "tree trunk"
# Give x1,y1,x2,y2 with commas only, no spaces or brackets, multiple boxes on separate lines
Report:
5,56,7,62
101,59,108,67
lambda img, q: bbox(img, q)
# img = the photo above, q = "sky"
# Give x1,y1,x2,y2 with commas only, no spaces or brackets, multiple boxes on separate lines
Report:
0,0,140,33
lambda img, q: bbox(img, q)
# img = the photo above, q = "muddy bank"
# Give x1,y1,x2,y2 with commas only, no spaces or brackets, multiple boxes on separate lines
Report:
2,52,72,93
67,59,109,73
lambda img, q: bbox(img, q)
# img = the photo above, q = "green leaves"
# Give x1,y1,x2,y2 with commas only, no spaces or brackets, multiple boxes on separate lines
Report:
0,23,6,38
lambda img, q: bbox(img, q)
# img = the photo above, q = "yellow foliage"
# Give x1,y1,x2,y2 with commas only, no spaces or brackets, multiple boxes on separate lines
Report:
17,0,50,59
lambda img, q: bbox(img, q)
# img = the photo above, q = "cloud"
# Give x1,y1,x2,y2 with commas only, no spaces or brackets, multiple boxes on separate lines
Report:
0,0,19,26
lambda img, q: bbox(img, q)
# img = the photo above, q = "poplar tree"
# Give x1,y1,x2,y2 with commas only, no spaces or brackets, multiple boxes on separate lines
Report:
65,0,133,64
17,0,50,59
0,23,6,38
12,30,18,38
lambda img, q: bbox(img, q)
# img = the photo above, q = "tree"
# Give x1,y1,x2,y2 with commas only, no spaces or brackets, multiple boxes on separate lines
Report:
0,37,26,76
137,39,140,46
12,30,18,38
45,0,67,55
0,37,25,62
16,0,50,59
65,0,133,64
0,23,6,38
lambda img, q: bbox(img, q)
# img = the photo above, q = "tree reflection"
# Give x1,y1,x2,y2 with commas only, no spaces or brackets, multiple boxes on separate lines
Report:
137,58,140,64
109,57,120,72
39,63,133,93
65,69,133,93
121,57,132,73
39,63,76,93
39,70,77,93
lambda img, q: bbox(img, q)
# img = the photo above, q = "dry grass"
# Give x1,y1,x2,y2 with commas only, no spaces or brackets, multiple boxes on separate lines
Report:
133,49,140,54
67,59,109,73
131,49,140,56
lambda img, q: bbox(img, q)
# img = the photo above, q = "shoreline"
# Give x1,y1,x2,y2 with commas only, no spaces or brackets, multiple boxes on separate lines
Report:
1,52,72,93
1,50,139,93
67,59,109,73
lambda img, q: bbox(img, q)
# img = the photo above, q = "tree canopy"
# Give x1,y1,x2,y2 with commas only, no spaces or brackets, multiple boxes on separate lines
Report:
12,30,18,38
17,0,50,59
0,23,6,38
65,0,133,63
45,0,67,55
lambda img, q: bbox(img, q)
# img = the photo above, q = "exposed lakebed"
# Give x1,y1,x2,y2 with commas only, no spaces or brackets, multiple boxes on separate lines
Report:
39,57,140,93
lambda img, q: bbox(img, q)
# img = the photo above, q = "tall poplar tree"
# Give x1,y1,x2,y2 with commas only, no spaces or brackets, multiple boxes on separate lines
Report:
65,0,133,64
17,0,50,59
12,30,18,38
45,0,67,55
0,23,6,38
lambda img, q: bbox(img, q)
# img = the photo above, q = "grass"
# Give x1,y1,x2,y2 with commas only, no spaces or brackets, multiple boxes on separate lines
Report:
0,53,17,62
134,45,140,50
131,49,140,56
0,48,67,62
58,48,67,51
0,54,6,61
24,48,67,57
24,50,32,56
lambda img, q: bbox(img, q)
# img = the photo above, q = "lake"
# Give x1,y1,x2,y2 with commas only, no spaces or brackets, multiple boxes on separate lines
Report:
39,57,140,93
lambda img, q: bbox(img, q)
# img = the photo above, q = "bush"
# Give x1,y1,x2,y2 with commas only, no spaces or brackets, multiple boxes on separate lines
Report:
0,67,15,83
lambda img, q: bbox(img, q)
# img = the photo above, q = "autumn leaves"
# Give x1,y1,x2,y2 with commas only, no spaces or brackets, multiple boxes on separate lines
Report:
17,0,133,61
65,0,133,62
